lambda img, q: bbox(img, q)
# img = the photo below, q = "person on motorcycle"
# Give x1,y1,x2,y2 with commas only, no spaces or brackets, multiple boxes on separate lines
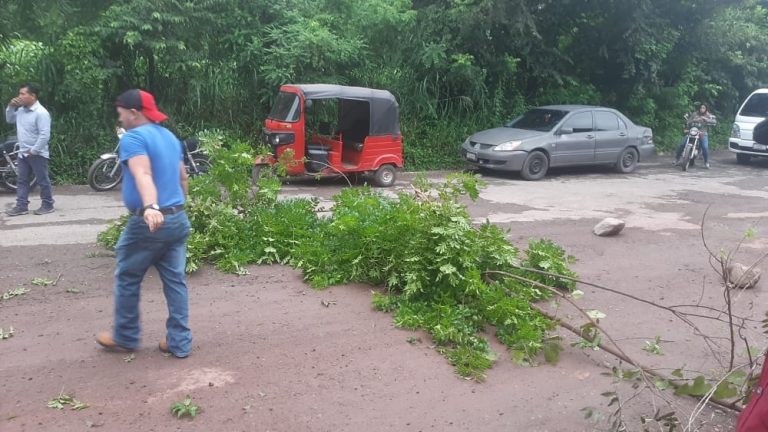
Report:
673,103,717,168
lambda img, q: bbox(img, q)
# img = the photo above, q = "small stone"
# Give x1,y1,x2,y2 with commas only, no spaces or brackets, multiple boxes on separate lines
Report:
727,263,761,289
593,218,625,236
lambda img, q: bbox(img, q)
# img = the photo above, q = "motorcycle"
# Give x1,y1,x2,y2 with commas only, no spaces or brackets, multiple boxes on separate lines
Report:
0,135,38,191
679,120,704,172
87,128,211,191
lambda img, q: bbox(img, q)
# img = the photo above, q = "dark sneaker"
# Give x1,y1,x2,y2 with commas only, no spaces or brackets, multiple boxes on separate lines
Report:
33,206,55,215
5,207,28,216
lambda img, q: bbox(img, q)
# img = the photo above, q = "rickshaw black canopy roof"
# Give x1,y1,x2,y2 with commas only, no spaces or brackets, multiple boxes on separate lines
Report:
290,84,400,136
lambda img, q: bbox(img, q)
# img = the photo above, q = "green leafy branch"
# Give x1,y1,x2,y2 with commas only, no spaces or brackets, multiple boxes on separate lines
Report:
171,395,200,419
47,392,89,411
0,326,14,340
1,287,29,300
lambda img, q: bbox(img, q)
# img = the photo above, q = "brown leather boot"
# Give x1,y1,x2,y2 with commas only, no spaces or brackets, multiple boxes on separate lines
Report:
158,340,170,354
95,331,133,351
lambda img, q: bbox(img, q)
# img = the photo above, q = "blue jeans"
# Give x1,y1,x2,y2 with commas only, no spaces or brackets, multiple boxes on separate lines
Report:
16,154,54,210
675,134,709,163
113,211,192,357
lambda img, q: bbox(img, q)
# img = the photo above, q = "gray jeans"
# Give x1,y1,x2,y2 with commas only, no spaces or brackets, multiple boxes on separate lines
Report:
17,154,54,209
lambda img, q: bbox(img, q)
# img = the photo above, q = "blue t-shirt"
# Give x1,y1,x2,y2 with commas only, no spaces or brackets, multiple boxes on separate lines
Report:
119,123,184,210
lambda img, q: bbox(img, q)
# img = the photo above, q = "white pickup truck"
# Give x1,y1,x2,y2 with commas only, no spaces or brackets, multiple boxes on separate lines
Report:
729,88,768,164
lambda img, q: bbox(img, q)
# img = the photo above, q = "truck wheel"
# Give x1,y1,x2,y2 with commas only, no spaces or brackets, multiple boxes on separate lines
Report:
520,151,549,181
373,165,396,187
737,153,752,165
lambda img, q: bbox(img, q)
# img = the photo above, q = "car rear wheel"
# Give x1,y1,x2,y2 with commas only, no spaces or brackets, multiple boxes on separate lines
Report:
615,147,639,173
736,153,752,164
520,151,549,181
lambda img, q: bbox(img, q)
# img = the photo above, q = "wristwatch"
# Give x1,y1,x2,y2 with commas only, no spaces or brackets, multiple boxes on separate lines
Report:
142,203,160,215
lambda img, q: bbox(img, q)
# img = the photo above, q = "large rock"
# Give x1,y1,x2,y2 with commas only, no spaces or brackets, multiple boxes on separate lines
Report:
727,263,761,289
593,218,625,237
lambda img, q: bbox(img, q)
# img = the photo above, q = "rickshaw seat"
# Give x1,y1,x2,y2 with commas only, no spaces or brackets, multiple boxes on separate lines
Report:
342,130,365,152
343,139,364,152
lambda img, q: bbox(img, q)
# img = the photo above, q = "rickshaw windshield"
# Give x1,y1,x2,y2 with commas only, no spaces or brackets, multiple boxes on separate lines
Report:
269,92,301,122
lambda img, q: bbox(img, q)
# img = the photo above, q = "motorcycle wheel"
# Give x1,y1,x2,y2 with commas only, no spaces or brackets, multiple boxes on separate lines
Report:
87,157,123,191
680,145,693,172
187,157,211,177
1,169,37,191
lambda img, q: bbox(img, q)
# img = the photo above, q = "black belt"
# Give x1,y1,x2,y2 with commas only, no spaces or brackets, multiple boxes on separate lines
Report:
130,204,185,216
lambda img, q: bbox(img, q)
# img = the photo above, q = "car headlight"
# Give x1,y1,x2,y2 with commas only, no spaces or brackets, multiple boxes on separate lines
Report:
731,123,740,139
493,140,522,151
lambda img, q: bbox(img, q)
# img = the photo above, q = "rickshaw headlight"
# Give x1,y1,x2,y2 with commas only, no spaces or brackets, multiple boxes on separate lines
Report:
269,133,295,146
493,140,522,151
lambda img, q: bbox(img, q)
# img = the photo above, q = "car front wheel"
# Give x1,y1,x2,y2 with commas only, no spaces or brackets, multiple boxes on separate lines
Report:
520,151,549,181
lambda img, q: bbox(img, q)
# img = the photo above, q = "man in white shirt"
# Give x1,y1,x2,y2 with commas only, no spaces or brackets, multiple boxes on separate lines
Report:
5,83,54,216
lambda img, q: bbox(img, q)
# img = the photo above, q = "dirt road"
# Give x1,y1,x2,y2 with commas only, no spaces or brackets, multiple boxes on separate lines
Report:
1,151,765,431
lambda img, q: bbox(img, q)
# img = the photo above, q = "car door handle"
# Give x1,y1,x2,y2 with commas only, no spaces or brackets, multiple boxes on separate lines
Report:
618,132,627,137
585,135,595,139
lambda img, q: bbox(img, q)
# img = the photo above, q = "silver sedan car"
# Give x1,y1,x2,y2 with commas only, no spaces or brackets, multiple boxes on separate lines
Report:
461,105,655,180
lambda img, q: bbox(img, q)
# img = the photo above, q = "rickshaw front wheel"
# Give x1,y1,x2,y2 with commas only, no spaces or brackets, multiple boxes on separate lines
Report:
373,164,396,187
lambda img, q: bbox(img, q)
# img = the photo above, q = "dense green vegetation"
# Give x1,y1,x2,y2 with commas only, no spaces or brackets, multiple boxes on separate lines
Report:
3,0,768,182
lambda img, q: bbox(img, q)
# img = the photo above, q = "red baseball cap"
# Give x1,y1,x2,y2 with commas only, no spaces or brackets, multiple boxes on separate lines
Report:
115,89,168,123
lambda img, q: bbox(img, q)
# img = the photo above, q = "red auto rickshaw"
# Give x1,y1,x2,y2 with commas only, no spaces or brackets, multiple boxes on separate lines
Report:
253,84,403,187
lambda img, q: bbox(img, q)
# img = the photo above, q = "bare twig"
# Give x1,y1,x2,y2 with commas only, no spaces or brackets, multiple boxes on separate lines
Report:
485,269,743,414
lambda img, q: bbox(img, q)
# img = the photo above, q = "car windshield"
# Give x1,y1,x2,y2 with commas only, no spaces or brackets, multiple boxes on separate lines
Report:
506,109,568,131
740,93,768,117
268,91,301,122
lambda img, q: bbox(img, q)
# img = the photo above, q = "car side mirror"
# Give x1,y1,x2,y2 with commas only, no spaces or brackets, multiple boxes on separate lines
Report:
558,127,573,135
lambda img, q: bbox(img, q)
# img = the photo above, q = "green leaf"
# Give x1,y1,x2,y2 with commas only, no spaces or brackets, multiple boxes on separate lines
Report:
542,337,563,364
726,370,748,386
654,378,673,391
713,381,739,400
586,310,606,320
674,376,711,397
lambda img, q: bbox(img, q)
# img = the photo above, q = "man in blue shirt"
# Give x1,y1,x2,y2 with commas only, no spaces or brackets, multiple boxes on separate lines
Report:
96,89,193,358
4,83,54,216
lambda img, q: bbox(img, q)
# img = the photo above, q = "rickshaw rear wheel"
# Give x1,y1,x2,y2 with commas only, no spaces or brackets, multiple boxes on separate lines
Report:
373,164,396,187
